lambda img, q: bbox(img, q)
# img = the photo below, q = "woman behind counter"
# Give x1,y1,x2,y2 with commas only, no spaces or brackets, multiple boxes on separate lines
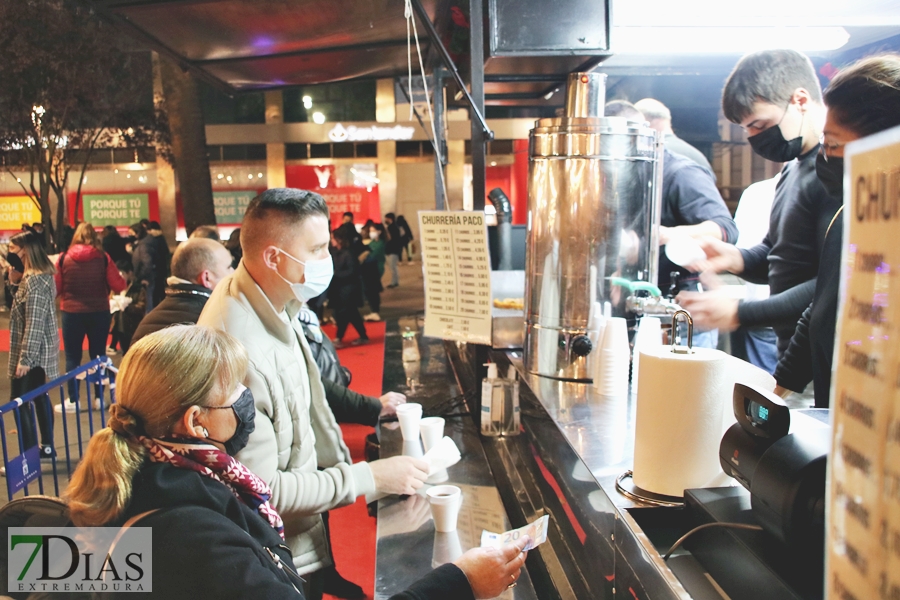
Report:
7,230,59,459
65,325,528,599
774,54,900,407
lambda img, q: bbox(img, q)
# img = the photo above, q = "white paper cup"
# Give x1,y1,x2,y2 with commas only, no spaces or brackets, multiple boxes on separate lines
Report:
396,403,423,441
402,439,424,459
426,468,449,485
665,235,707,267
600,317,630,355
419,417,446,452
427,485,462,532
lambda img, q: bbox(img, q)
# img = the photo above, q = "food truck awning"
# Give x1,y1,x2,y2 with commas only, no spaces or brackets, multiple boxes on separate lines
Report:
92,0,900,109
90,0,610,107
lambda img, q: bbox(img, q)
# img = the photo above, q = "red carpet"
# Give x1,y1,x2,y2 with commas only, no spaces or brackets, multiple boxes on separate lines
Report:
321,321,385,600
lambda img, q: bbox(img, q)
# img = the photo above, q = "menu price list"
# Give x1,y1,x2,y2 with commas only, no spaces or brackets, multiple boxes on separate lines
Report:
418,211,492,345
827,131,900,600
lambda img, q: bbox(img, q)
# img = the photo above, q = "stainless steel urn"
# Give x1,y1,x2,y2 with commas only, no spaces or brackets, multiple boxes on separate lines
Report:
523,72,663,382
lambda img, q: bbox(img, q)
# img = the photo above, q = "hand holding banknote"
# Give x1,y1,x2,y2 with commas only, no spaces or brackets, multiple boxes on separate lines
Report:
455,535,530,598
480,515,549,552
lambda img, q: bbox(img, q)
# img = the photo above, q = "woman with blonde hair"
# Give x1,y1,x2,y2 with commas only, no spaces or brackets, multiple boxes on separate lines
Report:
66,325,530,599
7,230,59,459
55,222,126,413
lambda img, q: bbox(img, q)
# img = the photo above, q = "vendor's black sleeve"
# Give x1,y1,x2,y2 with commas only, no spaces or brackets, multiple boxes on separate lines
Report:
737,278,816,331
322,378,382,426
389,563,476,600
774,302,814,393
738,236,773,284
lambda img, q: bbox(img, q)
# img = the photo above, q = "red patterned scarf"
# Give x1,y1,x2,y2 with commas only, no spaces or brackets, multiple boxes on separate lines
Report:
140,436,285,539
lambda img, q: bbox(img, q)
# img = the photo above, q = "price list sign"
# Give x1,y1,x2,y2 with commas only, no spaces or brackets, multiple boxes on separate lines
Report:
418,211,492,344
827,127,900,599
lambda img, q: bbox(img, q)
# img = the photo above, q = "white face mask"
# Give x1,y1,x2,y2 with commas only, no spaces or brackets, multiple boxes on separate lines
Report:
369,230,380,240
274,248,334,302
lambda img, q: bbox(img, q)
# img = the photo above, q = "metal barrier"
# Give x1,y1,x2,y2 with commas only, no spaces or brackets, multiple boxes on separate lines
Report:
0,357,117,502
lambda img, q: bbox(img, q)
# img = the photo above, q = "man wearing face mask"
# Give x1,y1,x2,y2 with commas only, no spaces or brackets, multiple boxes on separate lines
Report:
677,49,842,357
198,188,428,599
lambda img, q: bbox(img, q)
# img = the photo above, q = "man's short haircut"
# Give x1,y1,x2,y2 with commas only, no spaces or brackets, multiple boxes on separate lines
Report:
722,49,823,124
634,98,671,123
240,188,329,256
384,212,395,221
343,211,353,219
171,238,225,283
604,100,645,123
189,225,221,241
824,53,900,139
147,221,162,231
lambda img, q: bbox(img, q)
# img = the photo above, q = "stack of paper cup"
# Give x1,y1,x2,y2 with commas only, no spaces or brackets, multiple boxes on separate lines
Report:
396,403,423,440
631,317,663,397
593,317,630,397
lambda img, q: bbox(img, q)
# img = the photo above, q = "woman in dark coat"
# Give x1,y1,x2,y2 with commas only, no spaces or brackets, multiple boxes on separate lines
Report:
64,325,529,599
328,228,368,347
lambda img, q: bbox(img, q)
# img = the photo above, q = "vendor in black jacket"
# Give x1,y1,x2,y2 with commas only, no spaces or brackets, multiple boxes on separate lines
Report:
65,326,530,599
677,50,841,357
774,54,900,407
132,237,234,345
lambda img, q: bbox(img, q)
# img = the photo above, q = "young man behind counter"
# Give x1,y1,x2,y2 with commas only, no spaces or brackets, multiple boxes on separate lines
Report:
677,49,841,357
198,189,429,599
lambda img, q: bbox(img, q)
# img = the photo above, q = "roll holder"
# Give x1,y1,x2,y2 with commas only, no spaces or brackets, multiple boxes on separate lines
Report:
616,310,694,506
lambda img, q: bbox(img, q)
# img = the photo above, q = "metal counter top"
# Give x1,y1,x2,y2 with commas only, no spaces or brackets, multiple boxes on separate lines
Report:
374,321,538,600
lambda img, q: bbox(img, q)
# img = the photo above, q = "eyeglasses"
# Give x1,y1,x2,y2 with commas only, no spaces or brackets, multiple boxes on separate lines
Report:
819,135,846,162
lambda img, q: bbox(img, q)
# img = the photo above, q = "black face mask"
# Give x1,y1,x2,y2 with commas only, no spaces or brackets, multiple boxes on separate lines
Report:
816,152,844,199
748,121,805,163
208,386,256,456
6,251,24,273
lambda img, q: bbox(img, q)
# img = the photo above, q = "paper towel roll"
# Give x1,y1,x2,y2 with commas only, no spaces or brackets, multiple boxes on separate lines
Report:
633,346,777,498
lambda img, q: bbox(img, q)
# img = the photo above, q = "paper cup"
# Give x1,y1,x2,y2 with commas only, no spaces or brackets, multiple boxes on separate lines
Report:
665,235,707,267
419,417,445,453
402,439,424,459
427,485,462,533
396,403,423,441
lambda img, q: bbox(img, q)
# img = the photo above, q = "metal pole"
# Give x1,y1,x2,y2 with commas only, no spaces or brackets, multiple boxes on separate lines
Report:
433,66,446,210
409,0,493,140
469,0,487,212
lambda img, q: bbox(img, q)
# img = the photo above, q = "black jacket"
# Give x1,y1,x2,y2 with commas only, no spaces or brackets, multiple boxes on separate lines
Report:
132,283,211,345
114,462,474,599
328,247,363,308
737,146,842,355
774,210,843,407
131,238,155,285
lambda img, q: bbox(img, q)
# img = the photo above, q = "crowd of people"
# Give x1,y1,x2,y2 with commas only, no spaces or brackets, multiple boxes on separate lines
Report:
1,48,897,599
324,211,413,347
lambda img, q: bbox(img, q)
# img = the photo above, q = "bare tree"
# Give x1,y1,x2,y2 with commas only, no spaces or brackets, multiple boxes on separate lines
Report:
0,0,170,250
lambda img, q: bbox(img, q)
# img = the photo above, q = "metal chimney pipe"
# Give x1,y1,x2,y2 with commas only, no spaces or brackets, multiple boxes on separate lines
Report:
564,72,607,118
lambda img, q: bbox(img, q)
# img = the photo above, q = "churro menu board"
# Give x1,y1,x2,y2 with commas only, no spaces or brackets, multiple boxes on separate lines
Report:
418,211,492,344
826,126,900,599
